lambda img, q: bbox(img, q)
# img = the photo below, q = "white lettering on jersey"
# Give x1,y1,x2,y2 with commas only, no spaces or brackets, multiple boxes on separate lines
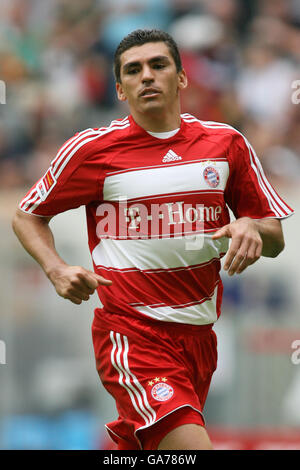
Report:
96,201,223,240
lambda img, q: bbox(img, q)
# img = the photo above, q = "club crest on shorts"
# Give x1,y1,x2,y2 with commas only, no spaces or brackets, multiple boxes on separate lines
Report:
203,166,220,188
148,377,174,402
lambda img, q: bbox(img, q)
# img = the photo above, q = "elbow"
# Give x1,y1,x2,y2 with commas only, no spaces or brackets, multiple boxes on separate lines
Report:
260,219,286,258
12,208,26,235
11,210,19,234
268,238,285,258
277,239,285,257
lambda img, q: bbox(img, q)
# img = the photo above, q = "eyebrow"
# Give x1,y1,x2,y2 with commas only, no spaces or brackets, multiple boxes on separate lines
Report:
122,55,171,72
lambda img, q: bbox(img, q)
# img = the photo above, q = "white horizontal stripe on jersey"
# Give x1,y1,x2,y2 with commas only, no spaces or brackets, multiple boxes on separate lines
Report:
134,286,219,325
182,115,292,218
105,157,227,177
98,256,221,274
123,189,224,204
103,161,229,201
130,281,219,308
92,235,228,271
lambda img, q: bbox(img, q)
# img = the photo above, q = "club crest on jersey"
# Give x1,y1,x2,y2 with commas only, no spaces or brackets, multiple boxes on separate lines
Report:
36,168,56,201
148,377,174,402
203,166,220,188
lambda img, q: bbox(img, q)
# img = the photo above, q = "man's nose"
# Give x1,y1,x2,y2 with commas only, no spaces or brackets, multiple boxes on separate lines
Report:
141,65,154,83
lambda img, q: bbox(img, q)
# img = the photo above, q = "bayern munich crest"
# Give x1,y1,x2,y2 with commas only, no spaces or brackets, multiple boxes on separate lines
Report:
203,166,220,188
149,377,174,402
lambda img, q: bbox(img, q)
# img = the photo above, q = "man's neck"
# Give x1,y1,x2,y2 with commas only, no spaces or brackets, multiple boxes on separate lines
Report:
130,109,182,133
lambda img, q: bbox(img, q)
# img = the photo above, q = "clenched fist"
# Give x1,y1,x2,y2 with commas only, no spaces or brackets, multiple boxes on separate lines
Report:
48,264,112,304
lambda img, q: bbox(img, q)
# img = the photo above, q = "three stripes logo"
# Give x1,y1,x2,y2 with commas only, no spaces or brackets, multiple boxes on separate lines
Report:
109,331,157,426
162,149,182,163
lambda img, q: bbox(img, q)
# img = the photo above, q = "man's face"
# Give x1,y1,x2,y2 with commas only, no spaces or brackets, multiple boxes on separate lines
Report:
116,42,187,115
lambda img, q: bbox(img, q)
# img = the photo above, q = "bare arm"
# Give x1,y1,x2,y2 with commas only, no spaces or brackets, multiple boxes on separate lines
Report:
12,208,112,304
212,217,285,276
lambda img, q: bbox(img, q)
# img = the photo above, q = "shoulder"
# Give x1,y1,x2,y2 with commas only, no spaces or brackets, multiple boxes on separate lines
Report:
181,113,246,141
181,113,252,155
50,116,131,172
74,116,131,148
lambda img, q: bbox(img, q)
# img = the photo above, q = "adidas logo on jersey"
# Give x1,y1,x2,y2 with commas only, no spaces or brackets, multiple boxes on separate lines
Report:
162,150,182,163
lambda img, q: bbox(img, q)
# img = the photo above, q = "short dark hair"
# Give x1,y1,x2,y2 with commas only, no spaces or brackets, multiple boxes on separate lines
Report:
113,29,182,83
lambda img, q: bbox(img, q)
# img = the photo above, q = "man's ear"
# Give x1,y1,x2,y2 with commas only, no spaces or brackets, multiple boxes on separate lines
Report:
178,69,188,91
116,82,127,102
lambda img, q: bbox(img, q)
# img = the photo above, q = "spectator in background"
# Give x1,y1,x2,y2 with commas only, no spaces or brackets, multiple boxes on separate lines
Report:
0,0,299,191
98,0,173,56
169,13,241,123
235,40,296,127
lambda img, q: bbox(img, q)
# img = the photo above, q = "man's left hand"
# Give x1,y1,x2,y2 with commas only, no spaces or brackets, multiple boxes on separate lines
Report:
212,217,263,276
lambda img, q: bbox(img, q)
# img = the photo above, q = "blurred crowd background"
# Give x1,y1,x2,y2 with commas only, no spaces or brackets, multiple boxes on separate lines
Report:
0,0,300,450
0,0,300,189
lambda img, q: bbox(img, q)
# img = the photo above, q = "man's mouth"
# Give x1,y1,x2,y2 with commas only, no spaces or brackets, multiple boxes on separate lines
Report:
139,88,161,98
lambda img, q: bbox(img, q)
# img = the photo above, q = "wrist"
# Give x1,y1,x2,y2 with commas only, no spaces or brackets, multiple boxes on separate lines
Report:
44,261,67,283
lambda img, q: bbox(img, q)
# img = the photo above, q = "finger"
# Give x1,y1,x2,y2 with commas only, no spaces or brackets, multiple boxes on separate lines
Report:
212,225,231,240
69,297,83,305
223,236,243,272
227,236,253,275
92,273,113,286
68,275,96,296
62,293,83,305
227,253,248,276
236,241,262,274
236,257,257,274
229,237,262,275
78,272,99,291
63,287,91,302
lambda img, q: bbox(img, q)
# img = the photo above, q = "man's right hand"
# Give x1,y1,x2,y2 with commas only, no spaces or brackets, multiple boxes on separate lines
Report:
12,209,112,305
48,265,112,305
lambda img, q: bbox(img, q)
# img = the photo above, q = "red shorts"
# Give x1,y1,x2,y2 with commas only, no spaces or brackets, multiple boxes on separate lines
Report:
92,310,218,450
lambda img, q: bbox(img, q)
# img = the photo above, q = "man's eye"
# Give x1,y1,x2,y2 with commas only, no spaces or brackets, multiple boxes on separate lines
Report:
153,64,165,69
127,68,139,74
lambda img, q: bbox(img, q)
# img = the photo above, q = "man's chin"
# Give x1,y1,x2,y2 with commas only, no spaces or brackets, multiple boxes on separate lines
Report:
140,101,165,114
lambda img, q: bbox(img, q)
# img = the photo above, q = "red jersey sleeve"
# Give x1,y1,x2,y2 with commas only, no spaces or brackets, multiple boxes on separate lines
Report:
224,131,294,219
19,128,104,216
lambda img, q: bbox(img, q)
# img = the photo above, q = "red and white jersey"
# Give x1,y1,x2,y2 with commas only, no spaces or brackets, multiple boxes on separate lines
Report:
19,114,294,325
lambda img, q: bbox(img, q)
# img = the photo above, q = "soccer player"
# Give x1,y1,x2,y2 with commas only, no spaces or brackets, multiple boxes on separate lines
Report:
12,29,293,450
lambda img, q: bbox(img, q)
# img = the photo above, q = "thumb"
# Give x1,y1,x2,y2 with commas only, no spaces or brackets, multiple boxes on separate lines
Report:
212,225,231,240
90,272,113,286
